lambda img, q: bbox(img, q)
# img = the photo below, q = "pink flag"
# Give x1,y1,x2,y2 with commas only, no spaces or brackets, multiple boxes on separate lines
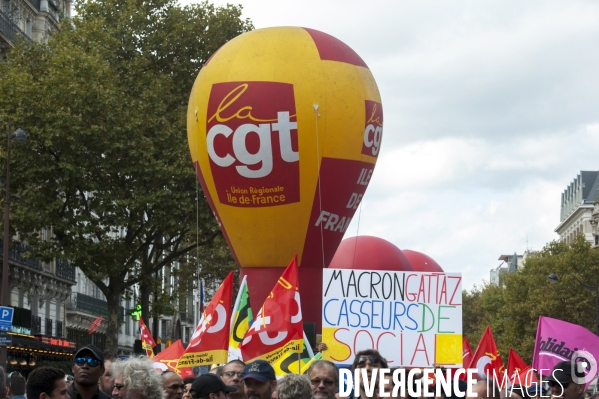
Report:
532,316,599,387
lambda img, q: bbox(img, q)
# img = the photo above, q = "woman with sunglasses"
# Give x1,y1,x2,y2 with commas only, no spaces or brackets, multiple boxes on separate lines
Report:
347,350,388,399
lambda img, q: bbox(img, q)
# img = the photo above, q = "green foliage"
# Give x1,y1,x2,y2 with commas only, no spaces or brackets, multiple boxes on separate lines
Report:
462,235,599,364
0,0,253,352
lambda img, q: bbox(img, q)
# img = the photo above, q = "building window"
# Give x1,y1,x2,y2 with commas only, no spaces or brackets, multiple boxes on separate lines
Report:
161,320,167,339
595,235,598,246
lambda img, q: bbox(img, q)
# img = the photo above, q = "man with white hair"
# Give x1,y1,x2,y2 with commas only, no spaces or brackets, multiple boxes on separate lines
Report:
111,356,164,399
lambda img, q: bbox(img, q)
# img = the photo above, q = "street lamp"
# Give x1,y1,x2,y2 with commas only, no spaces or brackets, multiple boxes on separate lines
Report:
0,122,28,371
547,272,599,336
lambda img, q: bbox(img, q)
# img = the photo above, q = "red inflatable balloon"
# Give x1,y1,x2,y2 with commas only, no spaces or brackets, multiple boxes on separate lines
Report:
402,250,444,272
328,236,413,271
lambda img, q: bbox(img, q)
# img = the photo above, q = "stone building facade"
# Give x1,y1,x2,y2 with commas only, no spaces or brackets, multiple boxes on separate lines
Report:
555,171,599,247
0,0,71,60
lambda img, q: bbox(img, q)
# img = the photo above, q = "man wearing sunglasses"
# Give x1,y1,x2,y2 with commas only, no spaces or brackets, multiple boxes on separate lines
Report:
349,350,388,399
68,344,110,399
547,361,586,399
307,360,338,399
162,371,185,399
220,360,245,399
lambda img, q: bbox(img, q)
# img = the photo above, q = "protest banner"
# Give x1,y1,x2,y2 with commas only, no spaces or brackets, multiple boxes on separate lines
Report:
533,316,599,388
469,326,504,382
228,275,253,361
240,256,304,363
321,269,462,367
177,272,234,367
139,317,156,358
152,340,194,378
507,348,537,387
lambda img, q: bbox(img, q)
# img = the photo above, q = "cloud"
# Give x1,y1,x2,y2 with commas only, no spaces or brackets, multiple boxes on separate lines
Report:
181,0,599,289
347,124,599,288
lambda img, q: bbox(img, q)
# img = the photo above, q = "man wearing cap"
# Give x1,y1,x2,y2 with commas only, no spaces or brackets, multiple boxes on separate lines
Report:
242,360,277,399
547,360,586,399
68,344,110,399
190,374,237,399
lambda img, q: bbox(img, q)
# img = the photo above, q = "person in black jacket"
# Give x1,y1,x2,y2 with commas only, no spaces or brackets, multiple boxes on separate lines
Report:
68,344,110,399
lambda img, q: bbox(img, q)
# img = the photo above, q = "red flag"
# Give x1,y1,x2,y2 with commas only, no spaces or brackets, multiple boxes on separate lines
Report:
152,340,194,378
463,336,473,369
468,326,505,383
139,318,157,358
507,348,538,387
89,315,102,335
176,272,234,368
240,256,304,363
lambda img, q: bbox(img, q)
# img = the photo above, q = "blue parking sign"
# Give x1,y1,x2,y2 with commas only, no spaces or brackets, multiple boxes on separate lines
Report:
0,306,14,331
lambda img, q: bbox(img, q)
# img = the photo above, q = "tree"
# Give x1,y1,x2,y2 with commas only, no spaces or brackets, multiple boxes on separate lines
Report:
0,0,253,352
462,235,599,363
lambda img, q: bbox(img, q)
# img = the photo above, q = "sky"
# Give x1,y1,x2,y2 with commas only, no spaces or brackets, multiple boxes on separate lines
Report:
182,0,599,290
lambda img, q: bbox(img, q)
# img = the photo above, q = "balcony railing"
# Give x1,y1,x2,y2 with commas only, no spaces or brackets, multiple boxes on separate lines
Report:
67,292,108,316
0,10,31,45
56,259,76,281
0,239,76,281
0,239,41,270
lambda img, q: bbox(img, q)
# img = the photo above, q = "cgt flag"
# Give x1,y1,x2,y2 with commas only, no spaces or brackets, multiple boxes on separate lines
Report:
240,256,303,363
152,340,194,378
177,272,233,368
139,317,156,358
228,275,253,361
507,348,538,387
469,326,505,382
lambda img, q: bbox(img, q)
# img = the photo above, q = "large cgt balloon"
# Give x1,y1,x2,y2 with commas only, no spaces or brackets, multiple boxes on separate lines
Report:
188,27,383,327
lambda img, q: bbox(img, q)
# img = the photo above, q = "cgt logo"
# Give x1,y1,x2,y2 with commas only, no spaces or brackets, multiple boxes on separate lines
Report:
362,100,383,157
205,82,300,206
206,82,299,179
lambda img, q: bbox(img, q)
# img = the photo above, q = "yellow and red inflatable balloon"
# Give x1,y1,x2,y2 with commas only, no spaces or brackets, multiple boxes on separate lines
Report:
188,27,383,327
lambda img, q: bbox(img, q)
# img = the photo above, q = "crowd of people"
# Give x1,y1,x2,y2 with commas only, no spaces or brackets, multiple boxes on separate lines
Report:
0,344,588,399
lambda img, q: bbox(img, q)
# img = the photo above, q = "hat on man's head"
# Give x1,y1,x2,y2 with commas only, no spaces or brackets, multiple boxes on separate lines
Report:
191,374,237,398
74,344,104,364
546,360,585,384
242,360,276,382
